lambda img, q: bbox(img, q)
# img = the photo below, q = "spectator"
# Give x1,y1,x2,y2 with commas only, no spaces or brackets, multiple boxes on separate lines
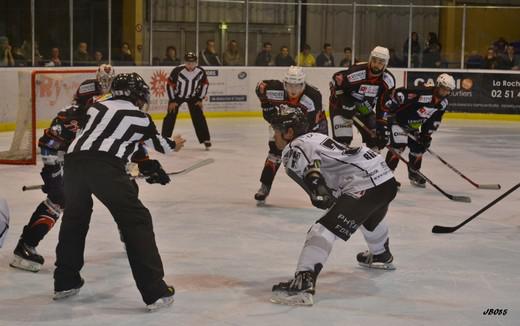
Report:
45,47,62,67
162,46,180,66
339,47,355,67
493,37,508,55
223,40,242,66
483,47,499,69
388,48,405,68
152,57,161,66
74,42,91,66
316,43,335,67
422,32,442,68
466,50,484,69
113,42,135,66
274,46,295,66
0,36,15,67
199,39,222,66
498,45,520,70
296,44,316,67
403,31,421,67
94,50,105,65
255,42,273,66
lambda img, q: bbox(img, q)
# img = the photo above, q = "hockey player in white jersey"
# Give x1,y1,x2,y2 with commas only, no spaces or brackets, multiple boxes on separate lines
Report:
269,105,398,306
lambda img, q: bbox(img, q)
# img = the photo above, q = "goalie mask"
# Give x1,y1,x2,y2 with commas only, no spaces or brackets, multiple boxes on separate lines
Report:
111,73,151,110
271,104,308,137
96,64,115,94
368,46,389,76
284,66,306,99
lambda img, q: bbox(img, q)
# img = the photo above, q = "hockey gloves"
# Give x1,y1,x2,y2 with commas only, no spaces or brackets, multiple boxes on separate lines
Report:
417,132,432,150
304,171,335,210
138,159,171,185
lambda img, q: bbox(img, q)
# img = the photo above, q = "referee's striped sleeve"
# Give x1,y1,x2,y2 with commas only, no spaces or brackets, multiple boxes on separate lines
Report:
143,115,176,154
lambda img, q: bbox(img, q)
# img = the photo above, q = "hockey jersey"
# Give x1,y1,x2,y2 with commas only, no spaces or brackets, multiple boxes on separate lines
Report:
282,132,393,195
38,105,85,152
256,80,327,134
330,63,396,118
383,86,449,135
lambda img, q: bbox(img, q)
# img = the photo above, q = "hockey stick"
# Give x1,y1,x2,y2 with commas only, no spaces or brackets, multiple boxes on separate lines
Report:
22,158,215,191
352,116,471,203
432,182,520,234
406,133,501,190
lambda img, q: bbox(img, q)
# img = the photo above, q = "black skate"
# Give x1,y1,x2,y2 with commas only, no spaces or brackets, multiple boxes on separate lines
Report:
395,180,401,191
409,172,426,188
204,141,212,151
54,278,85,300
147,286,175,312
10,240,44,272
357,240,395,270
254,183,271,205
270,270,317,306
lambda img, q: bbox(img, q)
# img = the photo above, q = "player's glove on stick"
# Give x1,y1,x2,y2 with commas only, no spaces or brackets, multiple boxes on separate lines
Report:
138,159,171,185
417,132,432,150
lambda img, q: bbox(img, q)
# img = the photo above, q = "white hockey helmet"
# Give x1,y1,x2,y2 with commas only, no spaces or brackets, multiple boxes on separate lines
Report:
436,73,456,91
284,66,306,98
368,46,390,74
96,64,115,94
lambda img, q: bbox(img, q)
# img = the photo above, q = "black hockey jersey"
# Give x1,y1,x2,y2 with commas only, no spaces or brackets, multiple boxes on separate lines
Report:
330,63,396,118
74,78,103,109
256,79,327,133
39,105,84,152
383,86,449,135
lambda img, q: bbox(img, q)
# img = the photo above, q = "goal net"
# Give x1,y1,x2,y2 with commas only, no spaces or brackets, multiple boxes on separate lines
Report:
0,69,96,164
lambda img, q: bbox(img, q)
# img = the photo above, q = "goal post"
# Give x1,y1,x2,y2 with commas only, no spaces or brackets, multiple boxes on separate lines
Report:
0,69,96,165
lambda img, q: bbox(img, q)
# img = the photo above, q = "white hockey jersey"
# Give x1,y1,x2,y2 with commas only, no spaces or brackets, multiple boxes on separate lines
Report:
282,133,393,196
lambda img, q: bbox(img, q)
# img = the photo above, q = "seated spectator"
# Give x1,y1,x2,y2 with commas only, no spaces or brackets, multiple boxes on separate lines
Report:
493,37,508,55
74,42,91,66
466,50,484,69
296,44,316,67
199,39,222,66
483,47,499,69
498,45,520,70
339,47,355,67
403,31,421,68
94,50,105,65
0,36,15,67
113,42,135,66
45,47,62,67
255,42,273,66
274,46,295,66
316,43,335,67
388,48,405,68
422,32,442,68
162,46,180,66
223,40,242,66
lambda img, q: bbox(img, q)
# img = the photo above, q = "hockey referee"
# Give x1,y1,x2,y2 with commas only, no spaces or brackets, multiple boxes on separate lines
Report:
53,72,186,312
162,52,212,150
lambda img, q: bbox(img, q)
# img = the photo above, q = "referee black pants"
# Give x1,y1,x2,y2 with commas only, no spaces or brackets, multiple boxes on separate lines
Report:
54,152,169,305
162,99,210,143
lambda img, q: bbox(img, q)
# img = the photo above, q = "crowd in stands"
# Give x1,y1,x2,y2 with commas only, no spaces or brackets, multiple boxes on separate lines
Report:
1,34,519,70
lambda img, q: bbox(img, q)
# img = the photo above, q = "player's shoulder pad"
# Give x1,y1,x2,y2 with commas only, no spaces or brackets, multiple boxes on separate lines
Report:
345,64,368,83
382,70,396,89
303,83,322,97
258,80,284,99
77,79,98,95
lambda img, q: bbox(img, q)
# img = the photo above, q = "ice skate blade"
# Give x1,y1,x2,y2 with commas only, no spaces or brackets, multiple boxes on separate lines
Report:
147,296,174,312
53,288,81,300
9,255,42,273
358,261,396,270
409,180,426,188
270,291,314,306
256,200,266,206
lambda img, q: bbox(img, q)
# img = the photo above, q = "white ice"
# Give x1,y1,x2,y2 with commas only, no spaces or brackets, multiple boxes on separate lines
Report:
0,118,519,326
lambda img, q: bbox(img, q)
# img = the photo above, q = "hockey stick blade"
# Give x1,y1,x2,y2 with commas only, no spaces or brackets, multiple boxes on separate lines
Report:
448,195,472,203
477,184,501,190
431,225,456,234
22,185,43,191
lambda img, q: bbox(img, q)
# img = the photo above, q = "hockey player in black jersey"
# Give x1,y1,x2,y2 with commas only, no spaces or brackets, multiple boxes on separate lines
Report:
329,46,395,149
74,64,115,109
254,66,328,204
268,105,398,306
382,73,455,187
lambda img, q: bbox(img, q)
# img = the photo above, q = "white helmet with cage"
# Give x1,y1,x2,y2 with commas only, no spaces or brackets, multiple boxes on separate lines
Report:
436,73,456,91
96,64,115,94
284,66,306,98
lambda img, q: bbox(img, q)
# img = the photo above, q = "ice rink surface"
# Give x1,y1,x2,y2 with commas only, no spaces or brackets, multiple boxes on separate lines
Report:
0,117,519,326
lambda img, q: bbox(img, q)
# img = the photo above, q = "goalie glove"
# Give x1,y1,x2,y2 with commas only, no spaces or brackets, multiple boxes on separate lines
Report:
304,171,335,210
138,159,171,185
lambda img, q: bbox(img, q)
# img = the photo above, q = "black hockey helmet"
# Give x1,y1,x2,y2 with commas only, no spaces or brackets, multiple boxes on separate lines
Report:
184,52,198,62
270,104,308,136
111,73,150,106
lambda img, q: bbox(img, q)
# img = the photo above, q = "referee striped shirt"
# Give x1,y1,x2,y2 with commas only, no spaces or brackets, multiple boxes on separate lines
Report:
167,65,209,101
68,99,176,161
